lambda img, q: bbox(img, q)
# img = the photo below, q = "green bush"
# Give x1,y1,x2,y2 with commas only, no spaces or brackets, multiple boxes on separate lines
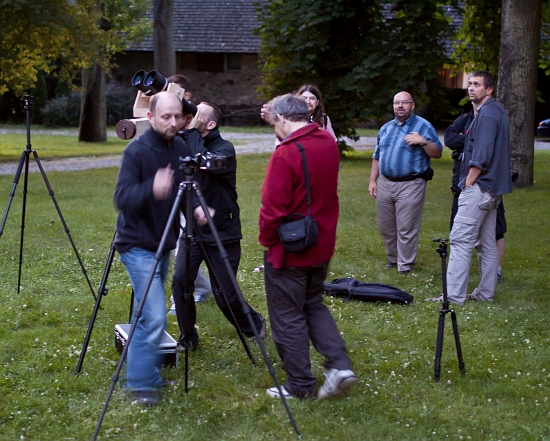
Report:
105,82,136,125
41,82,136,127
41,92,81,127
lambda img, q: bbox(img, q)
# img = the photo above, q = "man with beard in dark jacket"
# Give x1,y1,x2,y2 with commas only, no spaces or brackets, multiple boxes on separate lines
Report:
172,102,266,350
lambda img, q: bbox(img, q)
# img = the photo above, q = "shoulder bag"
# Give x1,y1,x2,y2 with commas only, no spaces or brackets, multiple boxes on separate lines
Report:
277,142,318,253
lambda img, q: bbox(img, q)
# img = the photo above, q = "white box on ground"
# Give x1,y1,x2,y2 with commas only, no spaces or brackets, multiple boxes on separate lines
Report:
114,323,178,367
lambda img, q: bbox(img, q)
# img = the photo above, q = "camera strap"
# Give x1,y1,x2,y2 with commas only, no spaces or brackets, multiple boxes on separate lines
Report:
295,142,312,216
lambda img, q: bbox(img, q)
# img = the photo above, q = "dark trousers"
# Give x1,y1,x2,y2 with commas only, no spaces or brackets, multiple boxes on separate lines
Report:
263,255,352,398
172,239,262,345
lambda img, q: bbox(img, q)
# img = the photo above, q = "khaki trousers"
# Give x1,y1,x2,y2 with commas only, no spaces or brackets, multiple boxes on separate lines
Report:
376,176,427,271
447,184,500,305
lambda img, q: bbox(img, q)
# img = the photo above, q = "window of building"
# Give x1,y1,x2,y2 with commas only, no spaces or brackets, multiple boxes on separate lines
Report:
226,53,242,71
197,53,224,73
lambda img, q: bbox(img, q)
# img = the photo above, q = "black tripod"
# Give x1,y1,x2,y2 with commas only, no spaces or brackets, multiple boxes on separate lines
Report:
432,238,466,381
92,157,300,440
0,95,96,300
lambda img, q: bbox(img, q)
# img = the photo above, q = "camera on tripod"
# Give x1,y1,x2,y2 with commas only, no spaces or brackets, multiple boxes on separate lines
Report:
179,152,227,171
115,70,197,140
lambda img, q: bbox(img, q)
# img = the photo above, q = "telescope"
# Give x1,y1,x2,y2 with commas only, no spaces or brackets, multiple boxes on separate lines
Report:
115,70,197,140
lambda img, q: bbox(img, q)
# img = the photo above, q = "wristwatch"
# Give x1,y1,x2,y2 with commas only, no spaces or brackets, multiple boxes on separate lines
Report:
421,138,428,146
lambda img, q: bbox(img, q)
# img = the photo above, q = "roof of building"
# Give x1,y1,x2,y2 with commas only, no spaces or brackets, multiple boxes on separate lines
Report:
129,0,463,55
130,0,263,53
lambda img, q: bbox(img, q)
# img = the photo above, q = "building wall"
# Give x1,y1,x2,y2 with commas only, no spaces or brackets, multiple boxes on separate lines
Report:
112,52,264,125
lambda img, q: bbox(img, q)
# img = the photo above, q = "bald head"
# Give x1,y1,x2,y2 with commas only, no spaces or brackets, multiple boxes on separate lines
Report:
393,91,415,123
147,92,183,139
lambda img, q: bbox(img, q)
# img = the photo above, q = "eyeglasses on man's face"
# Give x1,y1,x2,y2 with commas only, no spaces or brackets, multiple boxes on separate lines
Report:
393,100,413,105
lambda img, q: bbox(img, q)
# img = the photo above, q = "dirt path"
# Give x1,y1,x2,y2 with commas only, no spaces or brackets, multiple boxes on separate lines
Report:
0,128,547,176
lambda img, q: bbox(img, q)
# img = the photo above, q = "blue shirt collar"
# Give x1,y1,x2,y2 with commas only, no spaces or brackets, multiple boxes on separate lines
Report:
392,113,416,127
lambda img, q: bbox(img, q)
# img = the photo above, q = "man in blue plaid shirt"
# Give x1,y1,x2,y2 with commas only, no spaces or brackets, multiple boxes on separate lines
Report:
369,91,442,275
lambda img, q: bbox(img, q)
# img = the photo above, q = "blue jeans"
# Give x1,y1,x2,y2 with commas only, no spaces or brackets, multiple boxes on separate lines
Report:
120,247,170,390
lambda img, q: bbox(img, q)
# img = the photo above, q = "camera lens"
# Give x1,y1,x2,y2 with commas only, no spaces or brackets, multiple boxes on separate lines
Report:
131,70,149,93
143,71,169,94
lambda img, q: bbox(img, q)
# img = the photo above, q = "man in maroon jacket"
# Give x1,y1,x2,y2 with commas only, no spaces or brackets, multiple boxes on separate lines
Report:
259,94,357,399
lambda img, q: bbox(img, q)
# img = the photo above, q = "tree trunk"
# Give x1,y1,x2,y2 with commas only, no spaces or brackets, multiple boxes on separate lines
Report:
78,64,107,143
153,0,175,76
497,0,542,188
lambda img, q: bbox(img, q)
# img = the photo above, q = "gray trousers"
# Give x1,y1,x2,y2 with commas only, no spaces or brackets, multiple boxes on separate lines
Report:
263,256,352,398
376,176,427,271
447,184,500,305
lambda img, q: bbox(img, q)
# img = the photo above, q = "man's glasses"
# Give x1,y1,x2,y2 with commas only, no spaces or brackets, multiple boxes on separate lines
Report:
394,100,413,105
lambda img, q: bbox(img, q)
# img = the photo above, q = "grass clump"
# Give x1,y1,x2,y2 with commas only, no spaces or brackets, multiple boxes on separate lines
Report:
0,145,549,440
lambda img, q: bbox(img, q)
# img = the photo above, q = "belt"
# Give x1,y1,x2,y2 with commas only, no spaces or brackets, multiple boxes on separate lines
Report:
383,174,420,182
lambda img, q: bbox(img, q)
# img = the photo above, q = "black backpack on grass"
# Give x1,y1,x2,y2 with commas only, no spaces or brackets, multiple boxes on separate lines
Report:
323,277,413,305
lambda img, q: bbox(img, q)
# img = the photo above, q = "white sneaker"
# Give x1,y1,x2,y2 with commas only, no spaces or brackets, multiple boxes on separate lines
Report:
266,386,294,399
317,369,357,399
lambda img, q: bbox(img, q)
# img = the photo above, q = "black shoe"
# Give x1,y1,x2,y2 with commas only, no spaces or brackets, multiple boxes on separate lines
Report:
385,261,397,269
258,315,267,340
398,270,410,275
130,390,162,406
177,337,199,351
247,314,267,340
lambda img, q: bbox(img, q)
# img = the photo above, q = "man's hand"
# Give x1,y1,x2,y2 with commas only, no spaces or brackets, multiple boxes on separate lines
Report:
404,132,426,146
260,101,273,125
465,166,482,188
193,206,216,226
189,107,206,132
153,165,174,200
369,181,377,199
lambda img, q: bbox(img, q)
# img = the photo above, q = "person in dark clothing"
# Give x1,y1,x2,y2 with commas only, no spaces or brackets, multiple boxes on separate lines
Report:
114,92,206,405
444,108,507,282
171,102,265,350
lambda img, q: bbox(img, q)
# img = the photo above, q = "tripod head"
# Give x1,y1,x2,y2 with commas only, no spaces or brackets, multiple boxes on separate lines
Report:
23,95,33,110
432,238,448,258
23,95,34,151
179,154,202,174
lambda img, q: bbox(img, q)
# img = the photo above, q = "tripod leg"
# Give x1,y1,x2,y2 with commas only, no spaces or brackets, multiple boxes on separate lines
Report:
76,234,117,374
434,309,446,382
31,151,97,301
450,310,466,375
192,182,301,438
0,149,28,238
93,182,184,440
17,153,32,294
194,237,256,364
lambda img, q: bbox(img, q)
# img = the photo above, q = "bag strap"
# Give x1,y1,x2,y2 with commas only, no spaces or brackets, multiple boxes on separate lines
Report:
294,142,312,215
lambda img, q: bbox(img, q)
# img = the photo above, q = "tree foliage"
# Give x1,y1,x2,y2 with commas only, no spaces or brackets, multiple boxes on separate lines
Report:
0,0,151,97
256,0,455,142
452,0,550,78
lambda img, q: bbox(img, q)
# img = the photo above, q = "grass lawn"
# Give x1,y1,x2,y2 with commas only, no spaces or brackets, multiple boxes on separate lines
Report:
0,141,549,440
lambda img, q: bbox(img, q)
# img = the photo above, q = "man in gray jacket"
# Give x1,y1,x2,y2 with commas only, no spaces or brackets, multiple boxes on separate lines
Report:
431,70,512,305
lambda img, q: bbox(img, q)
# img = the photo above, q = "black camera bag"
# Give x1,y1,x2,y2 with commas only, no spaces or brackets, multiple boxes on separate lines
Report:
278,213,318,253
324,277,413,304
277,142,318,253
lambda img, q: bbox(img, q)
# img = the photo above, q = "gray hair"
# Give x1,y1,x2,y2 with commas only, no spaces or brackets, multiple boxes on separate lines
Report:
270,94,309,122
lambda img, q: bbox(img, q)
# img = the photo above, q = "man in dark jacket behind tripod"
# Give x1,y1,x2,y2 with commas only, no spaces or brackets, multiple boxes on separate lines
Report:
171,102,266,350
